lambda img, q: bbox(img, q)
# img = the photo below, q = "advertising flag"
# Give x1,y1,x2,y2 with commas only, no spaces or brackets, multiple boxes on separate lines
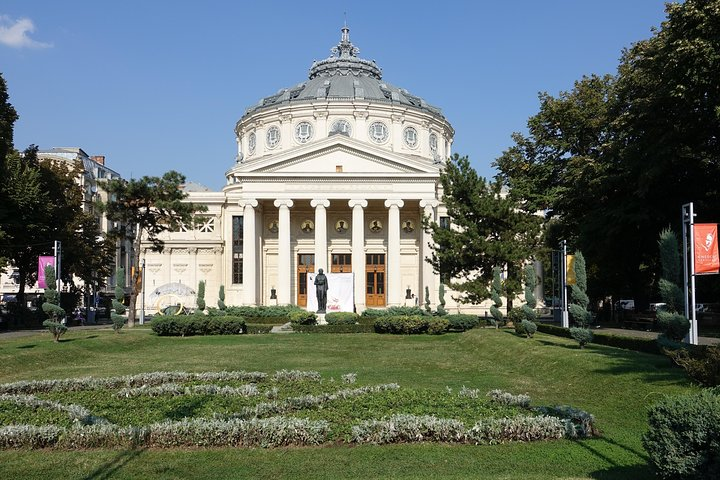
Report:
694,223,720,274
38,256,56,288
566,255,576,285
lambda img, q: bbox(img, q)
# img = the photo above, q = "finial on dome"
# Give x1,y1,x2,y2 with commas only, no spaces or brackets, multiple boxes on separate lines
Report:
331,24,359,58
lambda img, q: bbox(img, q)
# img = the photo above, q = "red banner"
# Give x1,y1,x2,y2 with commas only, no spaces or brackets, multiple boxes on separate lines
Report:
38,256,56,288
694,223,720,274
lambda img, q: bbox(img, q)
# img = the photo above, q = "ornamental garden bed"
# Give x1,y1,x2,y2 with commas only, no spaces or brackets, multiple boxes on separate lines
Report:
0,370,595,449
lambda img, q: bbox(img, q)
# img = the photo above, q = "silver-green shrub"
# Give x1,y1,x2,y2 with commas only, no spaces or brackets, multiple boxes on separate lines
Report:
487,389,531,408
351,414,466,444
0,425,61,449
467,415,566,444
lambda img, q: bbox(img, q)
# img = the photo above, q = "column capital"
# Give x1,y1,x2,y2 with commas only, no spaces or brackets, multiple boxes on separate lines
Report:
310,199,330,208
238,198,258,209
348,199,368,209
384,199,405,209
273,199,294,208
419,199,439,209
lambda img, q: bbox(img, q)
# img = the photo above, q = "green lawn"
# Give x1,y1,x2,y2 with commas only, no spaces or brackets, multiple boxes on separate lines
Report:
0,327,695,479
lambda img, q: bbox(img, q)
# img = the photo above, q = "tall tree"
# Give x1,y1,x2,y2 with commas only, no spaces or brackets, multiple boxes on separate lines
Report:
427,154,541,305
495,0,720,304
102,171,205,326
0,73,20,256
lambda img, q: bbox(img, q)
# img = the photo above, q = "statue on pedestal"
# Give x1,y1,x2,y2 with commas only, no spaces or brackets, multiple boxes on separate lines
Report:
314,268,328,313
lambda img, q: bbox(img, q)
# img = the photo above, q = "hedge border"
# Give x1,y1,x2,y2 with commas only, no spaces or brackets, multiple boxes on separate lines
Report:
292,324,375,334
536,323,662,355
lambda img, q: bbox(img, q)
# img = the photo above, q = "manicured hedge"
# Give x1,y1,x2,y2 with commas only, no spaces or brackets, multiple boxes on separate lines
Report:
324,312,359,325
373,315,447,335
292,324,375,334
151,315,246,336
361,306,429,319
445,314,480,332
537,323,662,355
245,324,273,334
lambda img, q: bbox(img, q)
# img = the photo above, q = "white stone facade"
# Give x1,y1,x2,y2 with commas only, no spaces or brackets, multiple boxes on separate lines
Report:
141,27,486,315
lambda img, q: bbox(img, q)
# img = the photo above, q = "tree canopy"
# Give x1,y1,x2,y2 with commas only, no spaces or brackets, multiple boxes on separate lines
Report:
494,0,720,304
428,154,541,305
102,171,205,326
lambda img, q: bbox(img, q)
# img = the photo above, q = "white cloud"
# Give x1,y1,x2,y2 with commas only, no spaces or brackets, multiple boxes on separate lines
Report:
0,15,52,49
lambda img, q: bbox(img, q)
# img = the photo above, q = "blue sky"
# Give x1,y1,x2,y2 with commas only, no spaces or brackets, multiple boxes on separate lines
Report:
2,1,669,190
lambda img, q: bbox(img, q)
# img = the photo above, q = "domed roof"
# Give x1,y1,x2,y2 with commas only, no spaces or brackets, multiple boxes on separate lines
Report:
243,26,444,118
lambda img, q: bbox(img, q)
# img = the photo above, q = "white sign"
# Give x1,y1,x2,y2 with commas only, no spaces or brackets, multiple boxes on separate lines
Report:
307,272,354,313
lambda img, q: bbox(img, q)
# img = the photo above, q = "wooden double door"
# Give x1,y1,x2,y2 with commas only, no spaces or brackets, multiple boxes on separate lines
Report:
296,252,386,307
365,253,386,307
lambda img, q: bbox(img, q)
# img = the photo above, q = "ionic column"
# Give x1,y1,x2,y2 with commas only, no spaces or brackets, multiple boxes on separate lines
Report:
420,199,439,308
273,199,294,304
239,199,258,306
349,199,367,311
311,199,330,272
385,199,405,306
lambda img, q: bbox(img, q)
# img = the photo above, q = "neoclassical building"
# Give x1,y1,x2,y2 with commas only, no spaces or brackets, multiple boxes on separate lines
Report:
142,27,464,314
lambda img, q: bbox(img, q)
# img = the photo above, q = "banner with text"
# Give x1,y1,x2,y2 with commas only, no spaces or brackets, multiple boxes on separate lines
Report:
38,256,56,289
566,255,576,285
694,223,720,274
307,272,354,313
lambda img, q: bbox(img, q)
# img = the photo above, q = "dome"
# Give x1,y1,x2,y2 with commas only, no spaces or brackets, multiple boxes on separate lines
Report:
242,26,444,119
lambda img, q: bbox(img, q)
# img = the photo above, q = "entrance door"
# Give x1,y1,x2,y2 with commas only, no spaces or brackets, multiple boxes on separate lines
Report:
331,253,352,273
365,253,385,307
297,253,315,307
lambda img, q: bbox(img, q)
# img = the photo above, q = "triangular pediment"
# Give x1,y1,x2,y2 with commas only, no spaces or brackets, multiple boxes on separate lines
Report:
230,135,440,177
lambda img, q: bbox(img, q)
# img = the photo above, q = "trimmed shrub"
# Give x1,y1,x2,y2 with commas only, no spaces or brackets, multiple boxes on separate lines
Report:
436,284,448,316
217,285,226,310
361,306,429,319
536,323,572,338
657,311,690,342
489,267,504,327
427,317,449,335
42,320,67,342
569,327,593,348
521,320,537,338
196,280,206,311
373,315,429,334
150,315,245,336
292,324,375,334
325,312,359,325
288,310,317,326
245,324,273,334
643,389,720,480
445,314,480,332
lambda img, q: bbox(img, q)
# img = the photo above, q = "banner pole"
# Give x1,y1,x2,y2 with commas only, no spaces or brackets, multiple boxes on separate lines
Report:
561,240,569,328
689,203,698,345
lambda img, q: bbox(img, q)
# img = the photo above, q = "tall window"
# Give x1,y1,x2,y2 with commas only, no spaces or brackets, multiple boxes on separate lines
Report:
439,216,450,229
232,216,243,284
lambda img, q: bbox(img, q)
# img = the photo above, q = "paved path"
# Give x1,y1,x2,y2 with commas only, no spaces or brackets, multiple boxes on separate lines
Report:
592,326,720,345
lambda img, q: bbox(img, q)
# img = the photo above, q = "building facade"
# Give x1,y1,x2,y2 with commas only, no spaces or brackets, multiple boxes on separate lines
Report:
142,28,481,314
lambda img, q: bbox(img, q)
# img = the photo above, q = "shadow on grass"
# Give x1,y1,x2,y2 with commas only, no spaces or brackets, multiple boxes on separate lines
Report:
164,397,209,421
533,332,687,384
574,437,653,480
83,447,146,480
17,344,36,349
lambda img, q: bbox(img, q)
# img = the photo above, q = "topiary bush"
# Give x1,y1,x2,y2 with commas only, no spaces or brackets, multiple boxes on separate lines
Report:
111,267,126,333
569,327,593,348
150,315,245,336
436,284,447,316
217,285,226,311
373,315,429,334
42,320,67,342
445,314,480,332
427,317,449,335
656,311,690,342
521,320,537,338
41,265,66,327
196,280,206,311
643,388,720,480
489,267,504,328
324,312,359,325
288,310,317,326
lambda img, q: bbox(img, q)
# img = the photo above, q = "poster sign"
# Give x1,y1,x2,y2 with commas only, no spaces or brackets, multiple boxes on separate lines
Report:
307,272,354,313
566,255,576,285
37,256,55,289
694,223,720,274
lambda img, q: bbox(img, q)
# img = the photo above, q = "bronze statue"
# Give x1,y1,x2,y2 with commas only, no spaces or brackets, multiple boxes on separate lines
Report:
314,268,328,313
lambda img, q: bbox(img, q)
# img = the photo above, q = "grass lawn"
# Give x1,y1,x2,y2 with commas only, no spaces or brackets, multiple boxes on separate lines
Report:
0,326,696,479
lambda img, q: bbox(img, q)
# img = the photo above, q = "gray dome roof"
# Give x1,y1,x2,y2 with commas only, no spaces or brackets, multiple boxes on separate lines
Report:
243,27,443,118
